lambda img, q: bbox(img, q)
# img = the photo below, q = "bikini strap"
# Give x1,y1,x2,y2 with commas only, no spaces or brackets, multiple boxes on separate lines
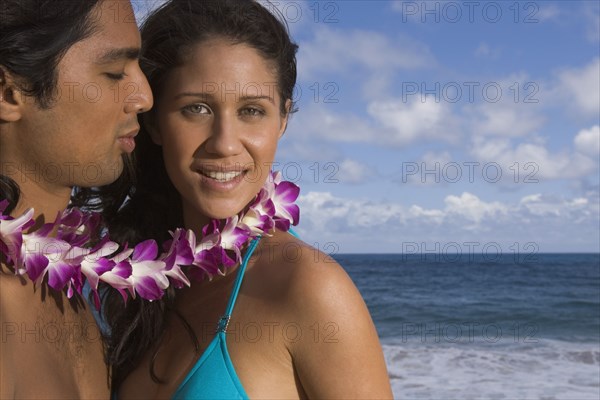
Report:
216,237,261,333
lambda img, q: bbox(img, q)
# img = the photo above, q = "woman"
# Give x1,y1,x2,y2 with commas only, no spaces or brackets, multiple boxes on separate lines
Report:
103,0,393,398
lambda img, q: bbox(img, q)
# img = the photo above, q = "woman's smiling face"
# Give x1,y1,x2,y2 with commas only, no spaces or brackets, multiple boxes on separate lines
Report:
153,38,289,230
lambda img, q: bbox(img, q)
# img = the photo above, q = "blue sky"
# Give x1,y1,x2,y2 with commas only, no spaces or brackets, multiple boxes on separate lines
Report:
134,1,600,254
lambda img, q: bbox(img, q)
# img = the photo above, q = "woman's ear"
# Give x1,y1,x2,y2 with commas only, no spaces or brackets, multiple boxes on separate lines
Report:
142,112,162,145
278,99,292,139
0,69,24,123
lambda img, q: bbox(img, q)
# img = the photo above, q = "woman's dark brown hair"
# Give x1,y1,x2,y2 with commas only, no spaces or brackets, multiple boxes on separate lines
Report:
102,0,298,393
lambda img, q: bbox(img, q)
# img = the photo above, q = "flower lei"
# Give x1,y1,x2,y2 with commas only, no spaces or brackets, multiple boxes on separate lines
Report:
0,171,299,309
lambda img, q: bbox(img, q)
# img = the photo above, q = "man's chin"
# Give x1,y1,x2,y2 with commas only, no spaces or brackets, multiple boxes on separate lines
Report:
75,159,126,188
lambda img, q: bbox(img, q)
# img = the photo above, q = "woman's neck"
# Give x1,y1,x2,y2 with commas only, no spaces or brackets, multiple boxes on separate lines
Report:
181,203,212,235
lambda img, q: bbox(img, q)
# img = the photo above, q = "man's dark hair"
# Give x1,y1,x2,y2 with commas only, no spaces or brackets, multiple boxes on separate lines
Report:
0,0,102,214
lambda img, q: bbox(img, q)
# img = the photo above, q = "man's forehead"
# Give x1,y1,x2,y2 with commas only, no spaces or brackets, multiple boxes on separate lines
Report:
93,0,136,22
83,1,141,63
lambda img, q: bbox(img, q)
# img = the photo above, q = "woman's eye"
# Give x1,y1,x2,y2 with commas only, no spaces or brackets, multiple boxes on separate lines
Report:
183,104,211,115
240,107,264,117
105,72,126,81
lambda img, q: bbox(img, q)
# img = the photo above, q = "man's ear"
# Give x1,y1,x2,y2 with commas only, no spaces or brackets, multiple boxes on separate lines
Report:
278,99,292,139
0,68,24,123
142,112,162,145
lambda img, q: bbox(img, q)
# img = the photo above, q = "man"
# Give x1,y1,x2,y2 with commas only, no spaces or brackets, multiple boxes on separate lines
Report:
0,0,152,397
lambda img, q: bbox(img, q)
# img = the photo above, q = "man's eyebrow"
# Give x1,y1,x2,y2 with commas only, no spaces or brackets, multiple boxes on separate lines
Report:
95,47,140,64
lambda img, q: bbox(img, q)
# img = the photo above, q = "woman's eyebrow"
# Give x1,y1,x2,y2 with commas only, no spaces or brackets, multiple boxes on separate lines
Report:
174,92,212,100
174,93,275,104
239,95,275,104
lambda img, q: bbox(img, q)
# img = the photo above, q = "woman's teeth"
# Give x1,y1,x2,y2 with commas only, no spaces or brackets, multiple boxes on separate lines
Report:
201,170,243,182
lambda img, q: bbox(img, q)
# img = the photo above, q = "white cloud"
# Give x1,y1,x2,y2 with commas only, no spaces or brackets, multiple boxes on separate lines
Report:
574,125,600,157
298,192,406,232
519,193,559,217
300,26,431,74
469,136,597,180
288,97,461,148
300,191,507,231
463,73,545,138
408,205,444,223
518,193,597,222
443,192,508,225
288,104,373,144
469,101,545,138
404,192,509,231
367,97,461,146
557,58,600,117
297,191,600,252
537,4,561,22
298,26,434,97
474,43,501,59
401,151,456,186
338,159,376,184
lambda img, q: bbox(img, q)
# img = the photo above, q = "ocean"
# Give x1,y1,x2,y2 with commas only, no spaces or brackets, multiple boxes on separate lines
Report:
335,253,600,399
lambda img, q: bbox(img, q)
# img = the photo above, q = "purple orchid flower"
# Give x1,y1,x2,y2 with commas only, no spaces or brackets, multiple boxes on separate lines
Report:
80,237,120,308
55,208,101,247
187,226,221,280
0,207,35,272
271,180,300,230
266,171,300,230
190,248,220,280
219,216,250,263
22,232,82,292
241,188,276,235
124,239,170,300
100,248,134,304
160,229,193,289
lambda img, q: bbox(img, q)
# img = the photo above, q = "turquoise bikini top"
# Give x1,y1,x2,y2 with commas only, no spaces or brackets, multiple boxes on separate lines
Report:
172,237,261,399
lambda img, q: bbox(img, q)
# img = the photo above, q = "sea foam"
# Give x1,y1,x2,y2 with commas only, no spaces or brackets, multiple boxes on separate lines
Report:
384,339,600,399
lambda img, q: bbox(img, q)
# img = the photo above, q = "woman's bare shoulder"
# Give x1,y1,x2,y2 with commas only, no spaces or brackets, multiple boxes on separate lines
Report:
249,232,393,397
249,232,376,334
249,231,355,308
